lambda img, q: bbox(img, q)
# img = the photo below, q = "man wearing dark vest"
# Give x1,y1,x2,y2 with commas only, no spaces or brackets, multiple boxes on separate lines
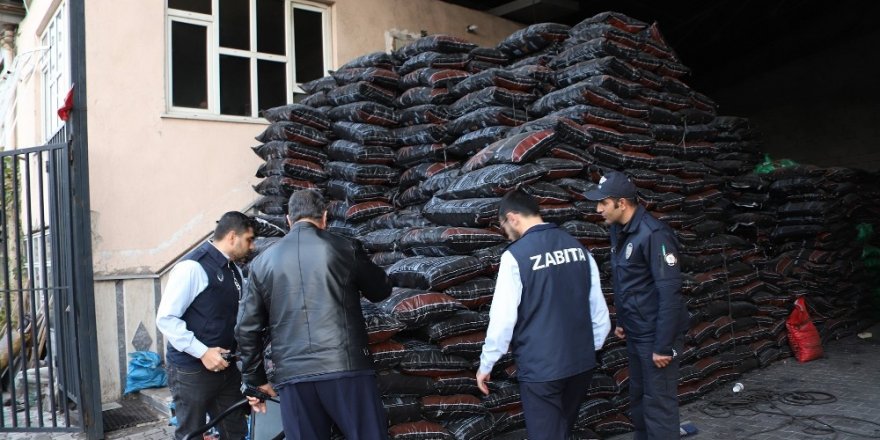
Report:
157,211,255,440
236,190,393,440
477,190,611,440
585,171,689,440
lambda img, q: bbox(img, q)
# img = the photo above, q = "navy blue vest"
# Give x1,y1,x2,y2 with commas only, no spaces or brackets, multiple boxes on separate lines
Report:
506,223,596,382
166,242,241,368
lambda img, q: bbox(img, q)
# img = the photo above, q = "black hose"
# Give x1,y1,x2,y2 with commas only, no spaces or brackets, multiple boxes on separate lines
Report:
695,388,880,438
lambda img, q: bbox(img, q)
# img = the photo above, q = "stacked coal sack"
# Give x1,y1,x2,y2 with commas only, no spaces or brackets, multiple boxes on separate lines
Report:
244,10,880,439
757,163,880,344
250,104,334,250
310,52,404,238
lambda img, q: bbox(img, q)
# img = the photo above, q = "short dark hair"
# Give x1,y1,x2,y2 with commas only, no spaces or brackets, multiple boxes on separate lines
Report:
288,190,327,222
498,189,540,220
214,211,255,239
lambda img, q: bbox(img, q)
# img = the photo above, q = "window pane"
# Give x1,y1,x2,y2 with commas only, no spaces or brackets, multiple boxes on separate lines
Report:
293,7,324,84
258,60,287,112
168,0,211,14
171,21,208,109
219,0,249,50
220,55,251,116
257,0,285,55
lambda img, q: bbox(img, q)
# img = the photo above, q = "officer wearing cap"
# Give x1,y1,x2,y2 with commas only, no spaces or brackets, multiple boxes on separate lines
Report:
585,171,689,440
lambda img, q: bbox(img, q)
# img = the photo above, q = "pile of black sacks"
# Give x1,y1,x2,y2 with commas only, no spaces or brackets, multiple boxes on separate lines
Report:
246,11,880,440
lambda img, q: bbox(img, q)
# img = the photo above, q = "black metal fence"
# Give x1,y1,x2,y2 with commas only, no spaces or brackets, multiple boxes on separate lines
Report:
0,125,93,433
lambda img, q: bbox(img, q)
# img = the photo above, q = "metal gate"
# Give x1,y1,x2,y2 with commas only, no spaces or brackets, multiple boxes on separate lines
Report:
0,123,102,436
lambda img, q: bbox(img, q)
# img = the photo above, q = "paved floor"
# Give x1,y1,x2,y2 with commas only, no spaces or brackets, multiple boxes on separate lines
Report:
3,326,879,439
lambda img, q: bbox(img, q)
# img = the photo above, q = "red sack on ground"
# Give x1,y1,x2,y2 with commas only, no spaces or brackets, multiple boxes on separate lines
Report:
786,297,823,363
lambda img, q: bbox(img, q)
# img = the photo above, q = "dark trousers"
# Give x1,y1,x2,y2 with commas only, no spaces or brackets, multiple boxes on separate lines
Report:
167,361,248,440
278,375,389,440
518,369,593,440
626,338,683,440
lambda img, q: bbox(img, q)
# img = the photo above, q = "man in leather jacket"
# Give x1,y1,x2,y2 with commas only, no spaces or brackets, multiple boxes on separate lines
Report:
235,190,393,440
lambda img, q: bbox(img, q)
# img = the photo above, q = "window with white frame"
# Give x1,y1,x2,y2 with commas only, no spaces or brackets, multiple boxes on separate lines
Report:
40,2,69,141
166,0,332,118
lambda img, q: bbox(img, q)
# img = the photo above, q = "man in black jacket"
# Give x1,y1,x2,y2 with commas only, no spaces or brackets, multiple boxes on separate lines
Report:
236,190,393,440
585,171,689,440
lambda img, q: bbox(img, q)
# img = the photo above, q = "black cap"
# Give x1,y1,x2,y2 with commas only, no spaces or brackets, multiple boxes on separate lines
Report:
584,171,637,201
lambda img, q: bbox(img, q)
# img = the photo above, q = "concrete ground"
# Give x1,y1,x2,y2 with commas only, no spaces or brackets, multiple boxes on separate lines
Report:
3,325,879,440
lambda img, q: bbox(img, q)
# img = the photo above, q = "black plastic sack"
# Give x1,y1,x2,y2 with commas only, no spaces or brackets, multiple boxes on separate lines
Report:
299,75,337,94
398,105,452,127
569,21,641,47
326,180,389,203
451,68,538,97
397,35,478,58
332,121,398,146
449,87,537,117
446,107,528,138
426,310,490,342
470,47,509,64
398,339,472,377
389,421,455,440
300,91,330,108
444,415,495,440
437,164,547,200
394,124,450,146
330,67,400,90
421,394,486,420
327,101,399,127
497,23,570,57
399,52,470,76
253,175,319,197
396,144,447,168
253,216,288,237
422,197,501,227
433,372,481,395
326,81,396,107
529,81,623,116
396,163,456,190
383,395,423,425
482,381,522,412
361,300,406,343
522,182,572,204
252,140,327,162
369,210,435,230
370,339,407,369
361,229,405,253
574,398,615,429
461,130,556,173
340,51,397,70
255,121,329,146
443,276,496,309
254,195,287,215
396,86,455,108
328,200,395,223
327,140,395,165
325,162,400,185
326,219,372,238
447,126,511,157
583,372,617,400
401,68,470,89
561,220,609,246
387,256,485,291
372,251,408,268
400,227,507,257
379,288,465,327
261,103,331,130
256,158,326,182
377,370,436,396
535,158,584,179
